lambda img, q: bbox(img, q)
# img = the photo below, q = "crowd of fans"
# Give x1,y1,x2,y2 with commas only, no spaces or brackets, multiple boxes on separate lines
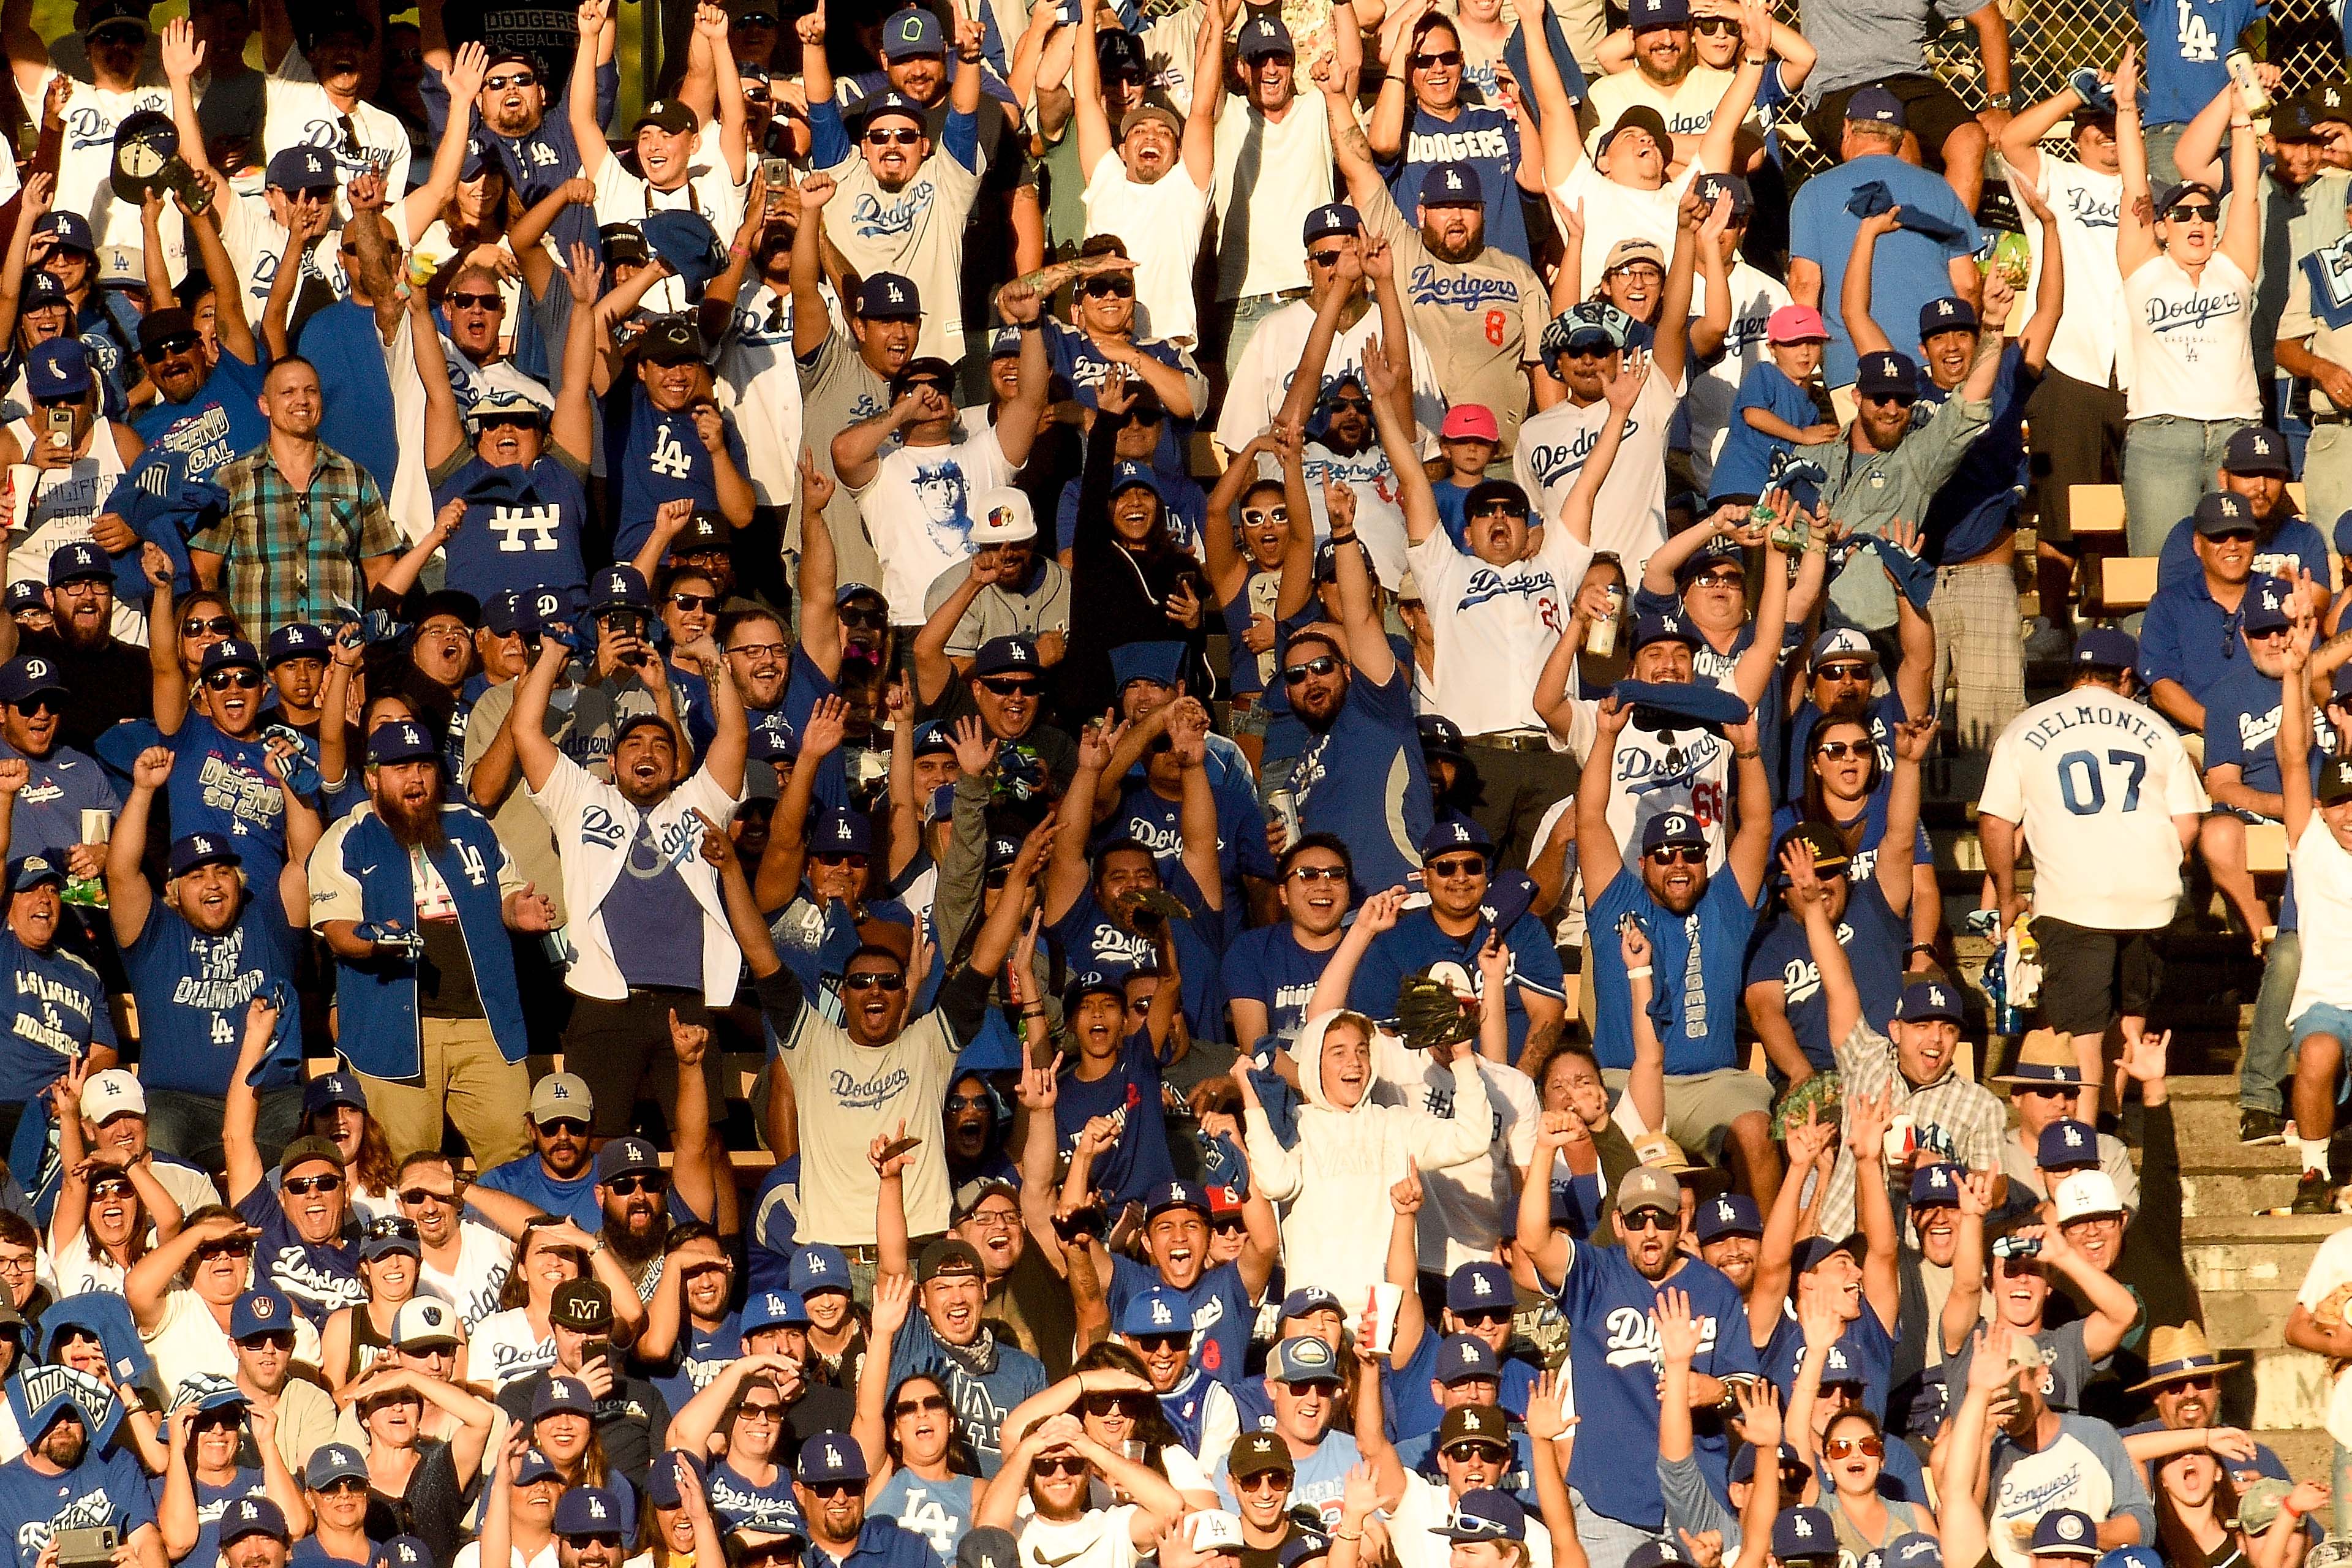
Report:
2,0,2352,1566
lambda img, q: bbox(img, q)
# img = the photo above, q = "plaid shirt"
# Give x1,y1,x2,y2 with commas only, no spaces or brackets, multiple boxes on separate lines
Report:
194,443,402,640
1815,1018,2007,1240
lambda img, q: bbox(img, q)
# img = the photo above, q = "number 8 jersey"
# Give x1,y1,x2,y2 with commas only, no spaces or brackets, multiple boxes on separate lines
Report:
1979,683,2209,932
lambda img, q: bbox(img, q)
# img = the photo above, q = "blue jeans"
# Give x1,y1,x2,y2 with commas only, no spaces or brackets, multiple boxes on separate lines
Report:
1213,292,1302,384
146,1086,306,1175
2124,414,2251,559
2244,930,2302,1116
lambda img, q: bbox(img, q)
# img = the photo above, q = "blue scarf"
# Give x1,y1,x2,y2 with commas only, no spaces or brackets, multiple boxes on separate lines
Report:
333,807,527,1078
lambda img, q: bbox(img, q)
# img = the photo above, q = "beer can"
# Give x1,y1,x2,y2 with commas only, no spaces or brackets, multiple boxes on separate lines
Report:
1266,788,1300,851
1585,585,1623,656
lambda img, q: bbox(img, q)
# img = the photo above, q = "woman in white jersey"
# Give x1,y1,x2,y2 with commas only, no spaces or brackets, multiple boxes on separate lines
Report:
0,336,145,643
2271,625,2352,1212
2114,43,2262,558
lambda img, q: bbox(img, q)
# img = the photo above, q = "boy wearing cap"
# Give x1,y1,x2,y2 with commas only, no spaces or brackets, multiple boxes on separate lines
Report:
0,652,119,871
1981,629,2208,1111
1707,303,1839,504
1092,1180,1279,1390
107,744,303,1164
799,6,983,365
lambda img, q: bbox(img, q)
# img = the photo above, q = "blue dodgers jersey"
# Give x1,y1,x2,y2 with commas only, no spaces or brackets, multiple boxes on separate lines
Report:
0,931,115,1101
1106,1252,1256,1384
0,742,116,863
611,390,751,559
434,456,593,605
649,1314,742,1415
1047,892,1223,1044
1761,1303,1896,1424
165,718,290,878
131,355,270,489
870,1471,976,1566
707,1456,801,1532
1053,1031,1178,1206
0,1445,159,1568
123,903,301,1094
1346,908,1565,1060
233,1183,364,1324
1741,875,1909,1072
1221,924,1336,1042
1389,104,1529,262
1553,1242,1758,1529
2135,0,2263,126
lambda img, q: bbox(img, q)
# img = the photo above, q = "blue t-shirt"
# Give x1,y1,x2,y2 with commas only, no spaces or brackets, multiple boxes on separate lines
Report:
1346,907,1566,1060
1551,1243,1759,1529
0,931,114,1101
610,392,752,562
2204,657,2328,928
188,1470,268,1568
889,1304,1048,1477
1220,924,1335,1043
2157,514,2328,595
2136,0,2263,126
1919,347,2036,565
233,1180,364,1324
1782,692,1913,805
295,303,401,508
1710,360,1818,502
0,1446,159,1568
1586,868,1757,1075
432,455,592,608
1041,322,1194,475
1741,875,1908,1072
869,1472,976,1565
122,900,301,1093
1054,1031,1177,1206
1789,156,1982,387
708,1457,801,1531
809,1515,941,1568
1290,660,1431,894
1102,779,1272,946
0,741,117,862
1104,1253,1256,1384
130,355,270,489
475,1154,602,1229
1048,892,1223,1045
165,716,292,888
1762,1298,1898,1425
1385,104,1529,262
603,812,706,990
1384,1331,1539,1439
1213,1428,1367,1528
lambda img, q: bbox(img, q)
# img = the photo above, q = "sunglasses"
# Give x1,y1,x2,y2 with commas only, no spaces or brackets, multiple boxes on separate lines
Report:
203,669,263,690
91,24,143,44
1814,739,1871,760
947,1092,993,1112
183,616,238,638
476,413,542,435
9,695,60,718
605,1174,667,1195
1412,49,1463,66
1235,1471,1291,1493
317,1477,370,1496
810,851,868,868
285,1174,344,1195
1241,507,1289,527
736,1403,782,1422
1621,1208,1677,1231
982,869,1012,890
1287,864,1348,883
1472,500,1529,519
1306,249,1348,268
398,1188,457,1207
484,71,537,89
805,1480,860,1499
1282,655,1340,684
1647,846,1705,867
568,1536,627,1551
1081,1393,1148,1417
2168,203,2220,222
450,291,503,311
1131,1332,1189,1352
1817,664,1873,683
1442,1442,1509,1462
1035,1456,1090,1477
1081,276,1136,298
979,676,1041,696
240,1330,297,1350
843,971,907,992
840,606,888,628
196,1238,255,1260
1427,856,1485,878
670,592,720,612
89,1178,134,1201
1326,395,1371,412
891,1394,950,1417
2206,528,2260,543
141,333,200,363
1824,1436,1885,1459
743,85,772,104
1690,568,1744,588
865,128,922,146
538,1118,589,1137
1454,1308,1511,1329
1692,15,1738,31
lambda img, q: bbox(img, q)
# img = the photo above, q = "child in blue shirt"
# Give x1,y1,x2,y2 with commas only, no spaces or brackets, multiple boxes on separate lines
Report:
1709,304,1838,506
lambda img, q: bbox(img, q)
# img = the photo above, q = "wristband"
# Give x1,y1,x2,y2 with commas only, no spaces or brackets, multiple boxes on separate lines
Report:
1626,965,1653,980
1019,316,1044,330
1744,54,1767,64
1733,747,1761,760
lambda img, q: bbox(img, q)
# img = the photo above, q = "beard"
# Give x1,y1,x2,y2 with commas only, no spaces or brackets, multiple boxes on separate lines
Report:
379,789,448,850
605,1206,668,1271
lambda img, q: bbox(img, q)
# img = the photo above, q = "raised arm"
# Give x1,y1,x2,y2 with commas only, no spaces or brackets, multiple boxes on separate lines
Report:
1573,698,1629,897
1841,206,1902,359
509,638,570,792
2113,46,2160,274
105,745,172,948
1326,480,1394,682
1691,0,1768,173
221,996,280,1203
1071,0,1112,176
568,0,612,177
2217,95,2263,279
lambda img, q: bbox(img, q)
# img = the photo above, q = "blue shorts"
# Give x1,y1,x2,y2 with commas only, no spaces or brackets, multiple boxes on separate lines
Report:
2292,1001,2352,1048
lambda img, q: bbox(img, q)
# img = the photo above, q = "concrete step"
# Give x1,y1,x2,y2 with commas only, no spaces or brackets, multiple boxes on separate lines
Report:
2255,1428,2334,1476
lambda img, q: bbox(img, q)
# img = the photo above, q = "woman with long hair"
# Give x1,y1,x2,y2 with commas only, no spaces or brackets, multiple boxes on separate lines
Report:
2154,1449,2247,1568
157,1388,311,1564
1783,717,1904,873
999,1340,1221,1506
48,1082,181,1294
850,1278,977,1561
345,1360,496,1568
469,1218,590,1390
320,1218,427,1393
1519,1024,1645,1242
1812,1408,1930,1559
529,1376,628,1526
298,1076,399,1223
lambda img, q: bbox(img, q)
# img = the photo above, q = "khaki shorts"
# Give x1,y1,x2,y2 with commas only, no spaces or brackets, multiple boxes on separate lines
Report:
1601,1066,1776,1161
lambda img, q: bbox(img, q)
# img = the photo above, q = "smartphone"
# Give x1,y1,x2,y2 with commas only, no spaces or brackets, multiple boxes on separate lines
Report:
54,1528,119,1568
160,155,212,216
44,404,73,449
760,155,793,213
876,1135,921,1164
578,1337,613,1378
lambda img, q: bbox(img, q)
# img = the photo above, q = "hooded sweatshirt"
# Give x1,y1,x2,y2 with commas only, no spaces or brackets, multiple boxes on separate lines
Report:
1241,1011,1494,1311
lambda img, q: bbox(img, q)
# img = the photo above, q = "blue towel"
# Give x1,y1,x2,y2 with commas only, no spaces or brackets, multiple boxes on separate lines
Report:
1846,179,1968,244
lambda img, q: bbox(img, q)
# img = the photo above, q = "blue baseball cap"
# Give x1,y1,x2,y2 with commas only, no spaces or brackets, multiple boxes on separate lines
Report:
2031,1512,2100,1559
2035,1118,2101,1170
1918,295,1979,337
530,1375,595,1420
483,590,541,638
1847,86,1906,127
1868,1535,1943,1568
1895,978,1962,1023
796,1431,870,1484
1730,1441,1812,1485
2073,626,2138,671
1628,1548,1690,1568
374,1539,431,1568
594,1135,661,1183
1118,1286,1195,1337
0,655,67,706
265,145,336,191
858,272,921,320
4,854,61,893
27,337,91,398
1420,160,1485,206
1855,349,1920,401
219,1498,288,1546
810,807,872,857
265,623,330,666
2193,490,2256,536
1304,202,1359,243
32,211,94,255
303,1442,369,1490
1433,1491,1527,1544
1422,817,1494,860
589,564,650,611
1627,0,1690,26
5,581,45,613
1436,1334,1501,1384
514,1446,562,1487
1109,459,1161,500
856,89,926,132
1541,300,1633,363
1694,1193,1763,1242
1773,1507,1839,1561
553,1487,627,1539
1909,1161,1965,1206
1144,1178,1209,1218
168,832,240,879
1694,170,1753,216
368,720,439,766
360,1215,421,1261
2224,426,2294,476
1281,1286,1343,1321
1267,1335,1343,1384
1632,609,1702,650
1110,641,1186,692
201,638,263,674
1237,12,1292,56
1640,810,1707,856
742,1290,811,1335
47,541,110,586
789,1244,852,1296
971,636,1041,677
881,7,941,58
1447,1261,1513,1311
302,1071,367,1116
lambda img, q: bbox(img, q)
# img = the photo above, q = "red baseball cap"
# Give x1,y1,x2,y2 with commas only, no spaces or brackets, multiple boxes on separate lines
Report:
1439,404,1500,442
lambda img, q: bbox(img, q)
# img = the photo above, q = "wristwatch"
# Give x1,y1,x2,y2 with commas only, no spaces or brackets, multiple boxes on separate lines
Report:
1988,91,2013,108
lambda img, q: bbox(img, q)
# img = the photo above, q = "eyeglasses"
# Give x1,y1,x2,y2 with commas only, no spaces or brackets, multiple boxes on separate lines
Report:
605,1174,668,1195
891,1394,950,1417
1427,856,1485,878
1814,739,1870,760
398,1187,458,1207
2168,203,2220,222
1306,248,1348,268
1035,1455,1090,1477
1241,507,1288,527
1282,655,1340,684
141,333,199,363
0,1253,32,1276
1824,1436,1885,1460
183,616,238,638
203,669,263,690
1646,846,1705,867
729,641,790,661
842,971,907,992
1286,864,1348,883
671,592,720,612
1235,1471,1291,1493
1412,49,1463,67
450,291,503,311
284,1174,344,1195
484,71,537,89
1080,275,1136,298
979,677,1040,696
865,128,922,146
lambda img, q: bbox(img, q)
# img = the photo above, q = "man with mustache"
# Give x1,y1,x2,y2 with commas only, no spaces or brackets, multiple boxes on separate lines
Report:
475,1074,602,1227
0,1389,165,1568
0,544,153,753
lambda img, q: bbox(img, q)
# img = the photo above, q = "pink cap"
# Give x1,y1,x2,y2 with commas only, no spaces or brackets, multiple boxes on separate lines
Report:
1768,304,1830,344
1439,404,1500,442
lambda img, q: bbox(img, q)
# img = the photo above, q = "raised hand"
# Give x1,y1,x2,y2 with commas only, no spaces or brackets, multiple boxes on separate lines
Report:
1390,1158,1423,1213
801,694,848,759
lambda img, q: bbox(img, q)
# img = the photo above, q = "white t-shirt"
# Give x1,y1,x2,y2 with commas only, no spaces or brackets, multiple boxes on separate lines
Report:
142,1286,323,1398
1406,522,1592,736
2021,156,2125,389
1303,438,1412,591
17,70,157,255
2297,1227,2352,1450
417,1221,515,1329
1081,151,1212,344
2291,816,2352,1021
1386,1474,1553,1568
1215,296,1447,453
1212,99,1333,302
216,191,349,324
49,1234,130,1299
1555,681,1733,872
590,141,746,314
1016,1505,1141,1568
715,281,811,510
1979,687,2209,931
261,54,413,215
1685,258,1790,486
774,1006,961,1247
1373,1035,1542,1272
469,1307,556,1389
1587,64,1737,139
820,144,981,362
454,1541,558,1568
1511,365,1681,577
2122,251,2260,422
1553,157,1700,302
849,422,1014,625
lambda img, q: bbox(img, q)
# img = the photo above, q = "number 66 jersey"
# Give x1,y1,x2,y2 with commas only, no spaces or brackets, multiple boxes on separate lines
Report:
1979,682,2209,932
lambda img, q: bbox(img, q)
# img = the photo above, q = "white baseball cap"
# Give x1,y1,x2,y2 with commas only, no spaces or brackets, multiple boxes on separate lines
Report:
2051,1169,2124,1224
968,487,1037,544
1187,1513,1245,1555
80,1067,146,1122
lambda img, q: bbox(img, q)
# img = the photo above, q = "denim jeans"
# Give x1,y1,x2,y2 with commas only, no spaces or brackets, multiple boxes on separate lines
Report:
2244,929,2302,1117
147,1086,306,1174
2124,414,2252,559
1213,292,1303,384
